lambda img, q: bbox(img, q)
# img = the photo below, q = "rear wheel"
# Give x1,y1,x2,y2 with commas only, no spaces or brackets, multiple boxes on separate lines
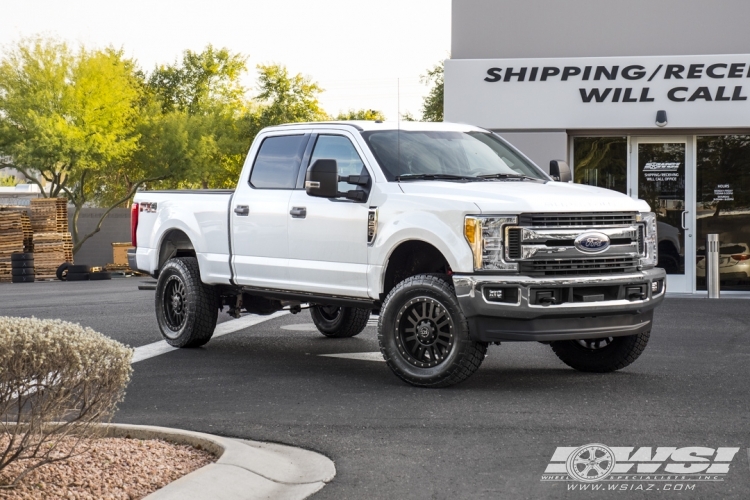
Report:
156,257,218,348
378,274,487,387
310,305,370,338
550,332,650,372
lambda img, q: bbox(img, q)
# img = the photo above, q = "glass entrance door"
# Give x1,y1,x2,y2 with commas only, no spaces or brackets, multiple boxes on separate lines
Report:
630,137,695,293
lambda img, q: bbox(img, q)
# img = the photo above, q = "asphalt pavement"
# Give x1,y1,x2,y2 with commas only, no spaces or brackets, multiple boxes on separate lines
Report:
1,279,749,499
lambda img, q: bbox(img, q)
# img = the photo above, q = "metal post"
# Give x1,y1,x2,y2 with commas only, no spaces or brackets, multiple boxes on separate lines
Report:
706,233,720,299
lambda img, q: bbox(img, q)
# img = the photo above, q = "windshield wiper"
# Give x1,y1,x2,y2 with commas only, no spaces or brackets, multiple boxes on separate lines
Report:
477,173,541,181
395,173,482,182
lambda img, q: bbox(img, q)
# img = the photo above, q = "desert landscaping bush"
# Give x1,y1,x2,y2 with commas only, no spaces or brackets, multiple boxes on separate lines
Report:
0,317,133,488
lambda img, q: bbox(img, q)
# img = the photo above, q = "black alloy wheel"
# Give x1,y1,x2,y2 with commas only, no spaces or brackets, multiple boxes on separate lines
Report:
396,297,455,368
310,305,370,338
162,275,188,332
550,331,650,372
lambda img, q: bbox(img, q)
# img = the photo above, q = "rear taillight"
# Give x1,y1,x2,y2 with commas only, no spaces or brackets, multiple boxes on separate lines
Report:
731,254,750,261
131,203,139,247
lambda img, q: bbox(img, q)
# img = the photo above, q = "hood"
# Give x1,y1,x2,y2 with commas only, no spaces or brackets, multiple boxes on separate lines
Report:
397,180,651,213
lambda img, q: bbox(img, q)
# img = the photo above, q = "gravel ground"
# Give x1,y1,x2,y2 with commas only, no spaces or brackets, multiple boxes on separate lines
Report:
0,436,215,499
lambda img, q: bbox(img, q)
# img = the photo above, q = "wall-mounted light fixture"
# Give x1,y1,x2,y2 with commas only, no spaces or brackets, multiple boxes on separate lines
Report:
655,110,668,127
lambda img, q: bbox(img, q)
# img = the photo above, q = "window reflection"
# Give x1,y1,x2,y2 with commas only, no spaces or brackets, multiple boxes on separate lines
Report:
696,135,750,291
573,137,627,194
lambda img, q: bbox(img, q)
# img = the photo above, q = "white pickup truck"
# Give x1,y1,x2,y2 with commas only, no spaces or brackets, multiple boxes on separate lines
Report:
130,121,665,387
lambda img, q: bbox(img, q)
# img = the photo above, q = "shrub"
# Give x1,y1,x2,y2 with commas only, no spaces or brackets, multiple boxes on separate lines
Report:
0,316,133,488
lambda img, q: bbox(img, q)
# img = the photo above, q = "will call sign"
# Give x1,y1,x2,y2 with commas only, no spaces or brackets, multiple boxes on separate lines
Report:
483,62,749,103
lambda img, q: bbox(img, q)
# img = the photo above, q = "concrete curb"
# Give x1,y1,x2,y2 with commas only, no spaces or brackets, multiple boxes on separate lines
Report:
105,424,336,500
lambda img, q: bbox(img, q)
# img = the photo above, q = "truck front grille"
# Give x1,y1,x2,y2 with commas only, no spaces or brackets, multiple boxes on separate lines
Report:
518,212,638,227
519,256,640,276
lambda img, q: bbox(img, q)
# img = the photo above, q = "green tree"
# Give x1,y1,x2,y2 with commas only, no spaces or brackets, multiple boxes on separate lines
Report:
252,64,329,131
0,37,158,253
420,61,444,122
336,109,386,121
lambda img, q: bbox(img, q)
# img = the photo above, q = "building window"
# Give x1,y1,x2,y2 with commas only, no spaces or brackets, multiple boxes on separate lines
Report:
696,135,750,291
573,137,627,194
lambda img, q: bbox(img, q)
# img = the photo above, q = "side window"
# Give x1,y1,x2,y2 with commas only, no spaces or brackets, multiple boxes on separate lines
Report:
250,135,308,189
309,135,366,192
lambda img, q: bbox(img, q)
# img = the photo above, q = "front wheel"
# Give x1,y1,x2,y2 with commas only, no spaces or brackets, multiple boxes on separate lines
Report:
310,305,370,338
378,274,487,388
550,332,650,372
156,257,218,348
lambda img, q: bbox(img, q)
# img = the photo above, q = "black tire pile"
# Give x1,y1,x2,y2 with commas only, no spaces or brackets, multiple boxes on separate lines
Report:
56,263,111,282
11,253,35,284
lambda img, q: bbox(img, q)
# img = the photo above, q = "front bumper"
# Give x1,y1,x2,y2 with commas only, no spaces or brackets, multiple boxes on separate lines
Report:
453,268,666,342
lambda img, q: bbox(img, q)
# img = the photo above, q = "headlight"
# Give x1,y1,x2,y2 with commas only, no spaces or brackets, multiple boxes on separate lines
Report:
464,216,518,272
638,212,658,269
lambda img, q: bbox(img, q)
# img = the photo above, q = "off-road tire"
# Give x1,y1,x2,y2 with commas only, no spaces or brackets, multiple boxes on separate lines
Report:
378,274,487,388
550,331,651,372
11,268,35,277
11,253,33,262
56,262,70,281
310,305,370,338
155,257,218,348
12,275,34,283
66,272,89,281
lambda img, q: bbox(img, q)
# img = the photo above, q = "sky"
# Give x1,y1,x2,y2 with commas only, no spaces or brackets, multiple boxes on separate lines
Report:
1,0,452,120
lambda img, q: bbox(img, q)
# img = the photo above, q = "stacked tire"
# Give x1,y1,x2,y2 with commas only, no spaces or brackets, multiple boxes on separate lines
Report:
56,263,112,281
66,264,90,281
11,253,35,284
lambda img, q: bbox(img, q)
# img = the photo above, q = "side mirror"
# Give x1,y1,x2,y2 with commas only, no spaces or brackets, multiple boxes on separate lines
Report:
549,160,571,182
305,159,339,198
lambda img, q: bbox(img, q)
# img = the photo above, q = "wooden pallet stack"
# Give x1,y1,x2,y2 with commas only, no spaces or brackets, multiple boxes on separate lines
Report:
0,207,33,252
32,232,66,280
29,198,73,267
0,211,25,282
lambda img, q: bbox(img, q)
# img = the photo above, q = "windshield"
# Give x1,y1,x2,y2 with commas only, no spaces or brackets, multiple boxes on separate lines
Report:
361,130,548,181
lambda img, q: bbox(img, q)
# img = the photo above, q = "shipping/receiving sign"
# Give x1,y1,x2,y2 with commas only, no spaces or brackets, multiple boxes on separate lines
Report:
445,54,750,129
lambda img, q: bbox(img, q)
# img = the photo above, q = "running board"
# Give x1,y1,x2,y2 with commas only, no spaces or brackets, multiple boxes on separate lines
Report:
241,286,378,309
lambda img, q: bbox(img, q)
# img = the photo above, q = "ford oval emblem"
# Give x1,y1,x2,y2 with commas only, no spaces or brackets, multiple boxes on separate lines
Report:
574,232,610,253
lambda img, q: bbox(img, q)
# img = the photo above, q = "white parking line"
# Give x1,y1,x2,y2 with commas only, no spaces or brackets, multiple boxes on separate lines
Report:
318,352,385,362
132,311,289,364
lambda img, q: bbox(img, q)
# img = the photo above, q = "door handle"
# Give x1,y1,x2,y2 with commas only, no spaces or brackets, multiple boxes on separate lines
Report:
290,206,307,219
681,210,689,229
234,205,249,216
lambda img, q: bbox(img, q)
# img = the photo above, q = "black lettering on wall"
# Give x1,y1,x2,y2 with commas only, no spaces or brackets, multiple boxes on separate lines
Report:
732,86,747,101
639,88,654,102
529,67,539,81
561,66,581,81
688,87,712,101
582,66,592,80
665,65,684,79
706,64,727,78
687,64,704,79
484,68,502,82
728,63,745,78
715,87,731,101
612,88,622,102
579,88,612,103
504,67,527,82
594,66,618,80
622,88,638,102
622,65,646,80
668,87,688,102
540,67,560,81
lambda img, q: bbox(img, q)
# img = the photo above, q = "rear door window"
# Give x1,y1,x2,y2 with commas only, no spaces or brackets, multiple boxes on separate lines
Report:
250,135,308,189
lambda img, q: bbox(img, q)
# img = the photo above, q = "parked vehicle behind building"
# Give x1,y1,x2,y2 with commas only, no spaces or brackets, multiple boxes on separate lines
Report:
130,121,665,387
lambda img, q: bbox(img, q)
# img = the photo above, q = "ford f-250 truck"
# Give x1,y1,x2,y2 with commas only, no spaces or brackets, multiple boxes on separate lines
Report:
129,121,665,387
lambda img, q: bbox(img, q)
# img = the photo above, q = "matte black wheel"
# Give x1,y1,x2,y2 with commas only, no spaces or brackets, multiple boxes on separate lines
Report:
378,274,487,387
550,332,650,372
155,257,218,348
11,268,35,276
310,305,370,338
56,262,70,281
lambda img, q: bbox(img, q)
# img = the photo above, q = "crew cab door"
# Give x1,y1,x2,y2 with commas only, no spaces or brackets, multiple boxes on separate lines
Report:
287,132,371,297
231,132,311,288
